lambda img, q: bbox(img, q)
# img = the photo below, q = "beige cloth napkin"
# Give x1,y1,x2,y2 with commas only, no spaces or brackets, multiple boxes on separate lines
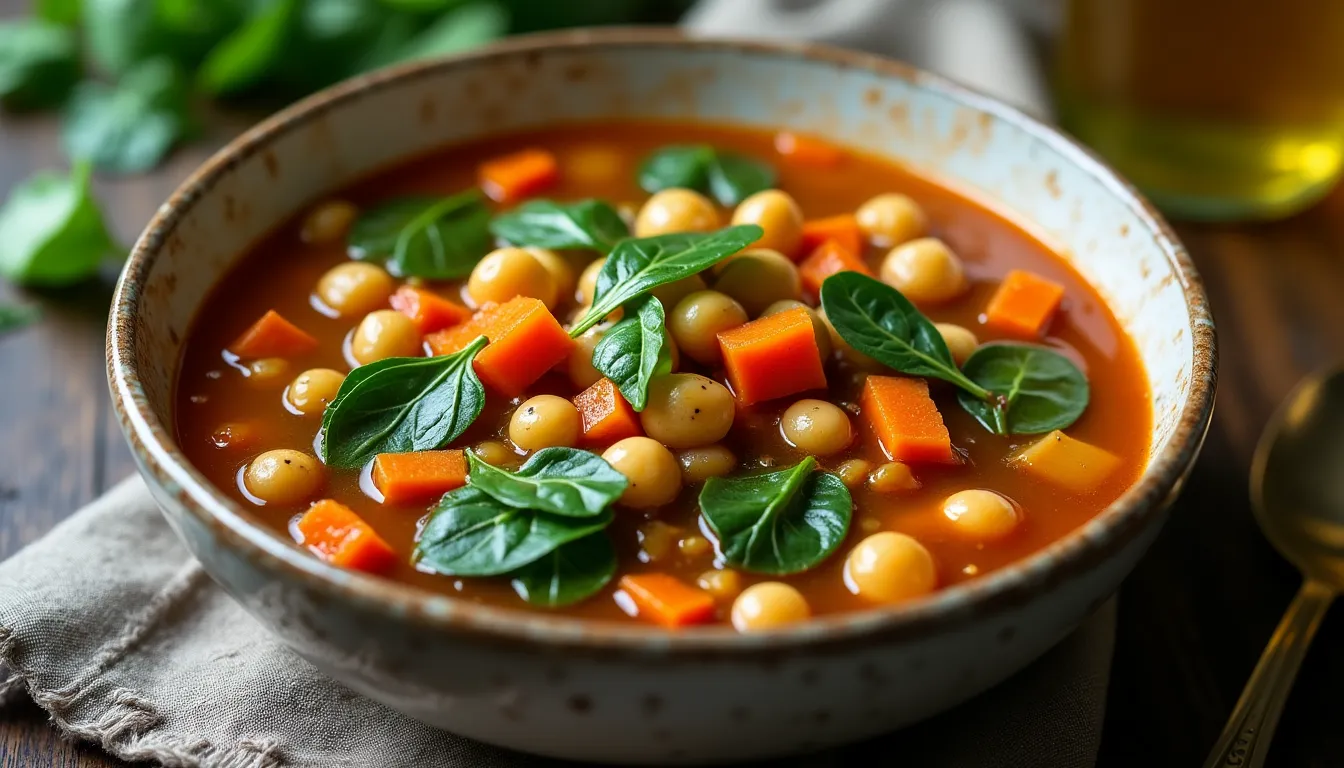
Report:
0,477,1115,767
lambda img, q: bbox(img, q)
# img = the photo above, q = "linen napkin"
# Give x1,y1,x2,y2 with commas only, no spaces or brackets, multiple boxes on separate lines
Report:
0,476,1115,768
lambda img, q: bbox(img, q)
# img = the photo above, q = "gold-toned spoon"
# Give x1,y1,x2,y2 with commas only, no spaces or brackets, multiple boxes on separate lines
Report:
1204,368,1344,768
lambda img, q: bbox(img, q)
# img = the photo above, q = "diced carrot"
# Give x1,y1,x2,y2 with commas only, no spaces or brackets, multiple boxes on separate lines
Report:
984,269,1066,338
228,309,318,358
620,573,716,628
425,296,575,397
372,450,468,505
774,131,845,168
389,285,472,334
799,214,863,259
717,306,827,405
573,378,643,447
798,238,873,301
295,499,398,574
478,148,559,203
860,376,955,464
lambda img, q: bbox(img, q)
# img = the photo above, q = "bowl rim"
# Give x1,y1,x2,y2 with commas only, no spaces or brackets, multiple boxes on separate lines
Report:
107,27,1217,655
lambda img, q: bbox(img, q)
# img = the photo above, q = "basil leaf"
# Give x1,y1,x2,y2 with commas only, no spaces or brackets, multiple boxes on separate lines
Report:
63,58,194,174
415,485,613,576
570,224,761,336
489,198,629,252
466,447,627,518
820,272,989,398
0,164,118,287
957,343,1090,435
0,19,79,110
198,0,299,95
0,304,41,334
382,1,508,65
320,336,487,468
348,191,492,279
590,296,670,411
639,144,776,206
699,457,852,575
511,533,616,608
707,151,776,206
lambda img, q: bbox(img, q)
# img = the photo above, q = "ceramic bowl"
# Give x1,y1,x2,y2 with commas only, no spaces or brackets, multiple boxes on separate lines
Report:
107,29,1216,765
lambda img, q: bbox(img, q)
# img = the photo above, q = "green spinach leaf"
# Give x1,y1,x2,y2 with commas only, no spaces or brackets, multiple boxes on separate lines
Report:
590,296,670,411
569,224,761,336
0,164,118,287
37,0,81,26
198,0,299,95
489,198,628,252
320,336,487,468
699,457,852,575
510,533,616,607
0,19,79,110
466,447,627,518
0,304,41,334
348,190,492,279
639,144,776,206
707,151,776,208
957,343,1090,435
380,1,508,65
63,58,194,174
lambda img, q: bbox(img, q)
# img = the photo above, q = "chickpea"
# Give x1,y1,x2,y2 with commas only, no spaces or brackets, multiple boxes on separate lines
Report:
286,368,345,416
943,489,1021,541
603,437,683,509
731,189,804,256
472,440,515,467
567,327,606,390
669,290,747,366
762,300,833,361
698,569,743,601
315,262,394,319
301,200,359,245
880,238,967,305
243,449,324,506
246,358,291,388
640,374,736,449
577,257,605,305
468,247,557,308
650,274,708,310
634,188,720,237
526,247,575,306
678,444,737,484
868,462,921,493
638,520,682,562
350,309,421,365
835,458,873,488
678,535,712,558
781,399,853,456
856,193,926,246
935,322,979,366
844,532,937,604
731,582,810,632
711,249,802,317
509,395,582,451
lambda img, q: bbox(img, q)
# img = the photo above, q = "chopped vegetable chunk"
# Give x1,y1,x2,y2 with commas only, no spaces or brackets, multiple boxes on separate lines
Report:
620,573,716,627
717,306,827,405
774,132,844,168
389,285,472,334
860,376,955,464
372,450,468,505
228,310,318,358
479,148,559,203
799,238,872,301
573,378,643,447
295,500,397,574
985,269,1066,338
1012,430,1121,494
425,296,575,396
799,214,863,259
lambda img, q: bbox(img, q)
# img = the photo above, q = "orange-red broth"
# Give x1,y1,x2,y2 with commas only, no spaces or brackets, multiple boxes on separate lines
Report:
175,121,1151,626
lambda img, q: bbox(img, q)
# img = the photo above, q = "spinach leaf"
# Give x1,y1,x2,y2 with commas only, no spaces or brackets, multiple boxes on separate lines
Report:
0,19,79,110
198,0,299,96
63,58,194,174
381,1,508,65
639,144,776,206
699,457,852,575
84,0,165,76
37,0,81,26
466,447,627,518
569,224,761,336
0,164,118,287
590,296,670,411
820,271,990,399
0,304,41,334
489,198,628,252
415,485,613,576
320,336,487,468
957,343,1090,435
348,190,492,279
510,533,616,607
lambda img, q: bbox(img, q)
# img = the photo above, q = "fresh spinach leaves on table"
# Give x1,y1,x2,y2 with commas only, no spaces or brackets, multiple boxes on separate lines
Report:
63,57,194,174
0,19,80,110
957,343,1090,435
465,447,628,518
489,198,629,252
347,190,493,279
0,163,118,288
197,0,298,96
510,533,617,607
639,144,776,206
590,296,671,411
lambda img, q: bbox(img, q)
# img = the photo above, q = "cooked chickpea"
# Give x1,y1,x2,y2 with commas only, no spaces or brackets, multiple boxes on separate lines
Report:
634,188,720,237
698,569,743,601
577,257,605,306
678,535,712,558
731,189,803,255
509,395,582,451
856,193,926,246
731,582,810,632
762,300,832,360
711,249,802,317
650,274,707,310
640,374,736,449
844,532,937,604
835,458,873,488
638,520,682,562
869,462,921,493
781,399,852,456
526,247,575,305
935,322,979,365
350,309,421,365
285,368,345,416
677,444,737,484
472,440,515,467
669,290,747,366
301,200,358,245
943,489,1021,541
603,437,683,509
468,247,557,308
567,327,606,389
880,238,966,305
315,262,394,319
243,449,325,506
246,358,291,388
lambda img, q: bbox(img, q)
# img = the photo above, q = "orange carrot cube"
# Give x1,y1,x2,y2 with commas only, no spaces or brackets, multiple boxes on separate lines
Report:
478,148,559,203
798,238,873,301
389,285,472,334
228,309,318,358
620,573,716,628
860,376,955,464
573,378,643,447
372,450,468,505
984,269,1066,338
717,306,827,405
295,500,398,574
799,214,863,259
425,296,575,397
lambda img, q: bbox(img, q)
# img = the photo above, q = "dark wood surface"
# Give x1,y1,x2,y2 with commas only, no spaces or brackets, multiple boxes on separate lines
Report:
5,19,1344,768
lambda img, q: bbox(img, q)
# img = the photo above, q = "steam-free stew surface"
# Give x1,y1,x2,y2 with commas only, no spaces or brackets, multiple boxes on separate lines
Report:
175,121,1149,627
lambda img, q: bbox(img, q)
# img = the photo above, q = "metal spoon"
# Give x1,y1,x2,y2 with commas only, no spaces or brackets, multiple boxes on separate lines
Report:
1204,367,1344,767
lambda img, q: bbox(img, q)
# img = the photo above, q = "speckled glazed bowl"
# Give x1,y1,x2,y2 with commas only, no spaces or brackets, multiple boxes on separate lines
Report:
107,29,1216,765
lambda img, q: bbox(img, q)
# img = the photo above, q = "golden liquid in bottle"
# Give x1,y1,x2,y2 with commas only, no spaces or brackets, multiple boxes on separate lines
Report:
1055,0,1344,220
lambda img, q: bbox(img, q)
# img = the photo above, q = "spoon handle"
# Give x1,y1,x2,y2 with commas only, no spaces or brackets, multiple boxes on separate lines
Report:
1203,579,1335,768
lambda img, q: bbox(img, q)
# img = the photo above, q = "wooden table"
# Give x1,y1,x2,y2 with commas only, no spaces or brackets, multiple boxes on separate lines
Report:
5,62,1344,768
